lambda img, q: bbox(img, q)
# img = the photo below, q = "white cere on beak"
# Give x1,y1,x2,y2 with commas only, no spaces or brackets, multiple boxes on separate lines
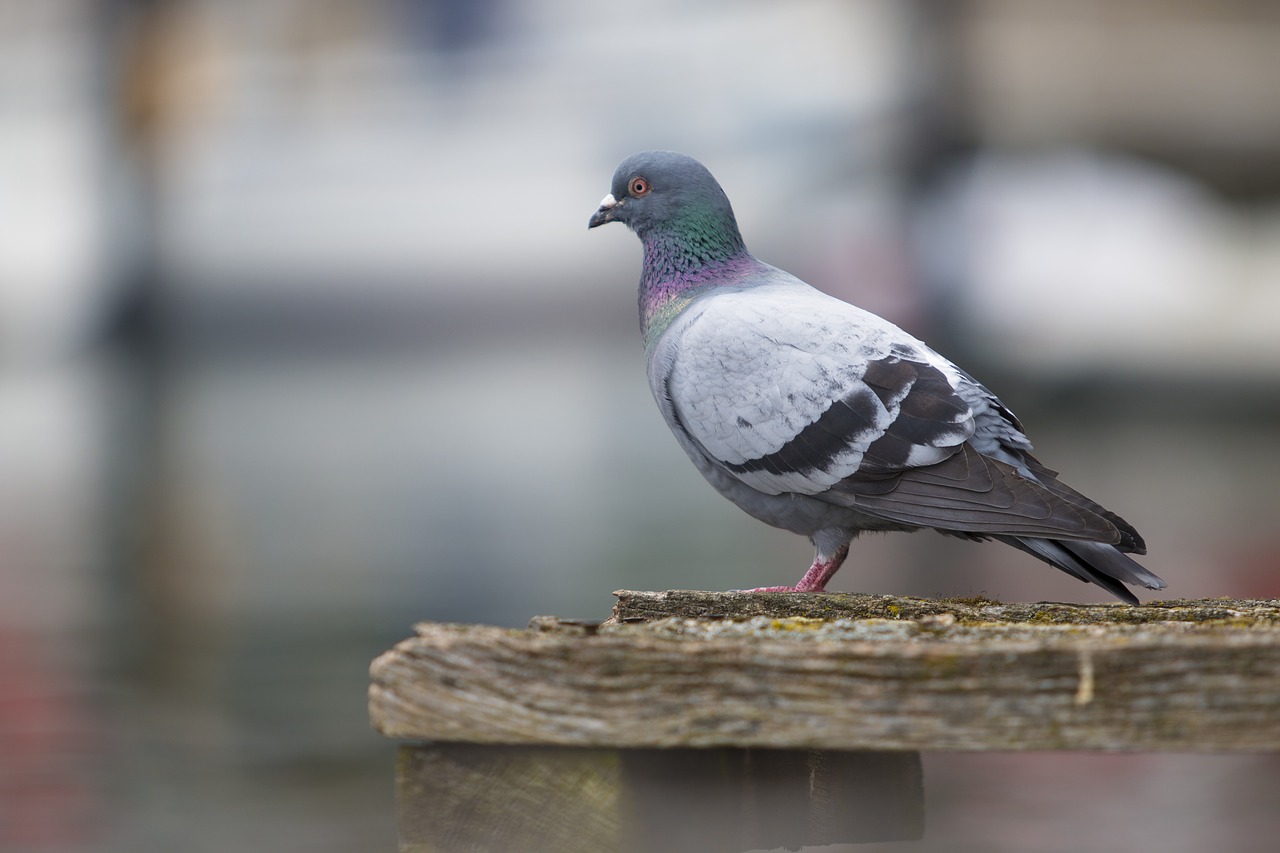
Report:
598,193,618,209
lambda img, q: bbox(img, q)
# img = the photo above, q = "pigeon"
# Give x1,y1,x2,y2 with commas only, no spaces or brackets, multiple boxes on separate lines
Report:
588,150,1166,604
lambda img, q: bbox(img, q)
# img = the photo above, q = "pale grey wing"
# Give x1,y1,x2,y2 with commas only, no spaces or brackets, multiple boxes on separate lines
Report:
661,283,1142,545
660,284,976,498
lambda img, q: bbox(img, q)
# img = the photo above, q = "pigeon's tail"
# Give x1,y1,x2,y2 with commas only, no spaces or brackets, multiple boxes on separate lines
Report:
997,536,1168,605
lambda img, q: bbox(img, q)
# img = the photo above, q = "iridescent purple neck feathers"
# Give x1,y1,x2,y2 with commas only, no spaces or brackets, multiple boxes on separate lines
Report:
638,206,756,347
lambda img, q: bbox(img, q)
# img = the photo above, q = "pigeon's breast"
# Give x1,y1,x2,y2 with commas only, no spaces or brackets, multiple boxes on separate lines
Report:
655,283,904,495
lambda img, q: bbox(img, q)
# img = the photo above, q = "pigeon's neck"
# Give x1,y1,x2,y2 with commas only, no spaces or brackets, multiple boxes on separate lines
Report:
638,213,754,347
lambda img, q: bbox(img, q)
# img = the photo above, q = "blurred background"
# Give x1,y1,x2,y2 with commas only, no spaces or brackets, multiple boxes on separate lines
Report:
2,1,1279,851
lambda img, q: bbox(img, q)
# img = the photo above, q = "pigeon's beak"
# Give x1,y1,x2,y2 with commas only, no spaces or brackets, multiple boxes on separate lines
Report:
588,193,620,229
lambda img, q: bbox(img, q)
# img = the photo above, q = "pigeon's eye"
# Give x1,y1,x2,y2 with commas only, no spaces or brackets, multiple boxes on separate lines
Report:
628,177,651,197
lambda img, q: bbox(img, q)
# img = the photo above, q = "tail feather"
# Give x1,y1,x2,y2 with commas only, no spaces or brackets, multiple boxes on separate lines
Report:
998,535,1167,605
1020,456,1147,554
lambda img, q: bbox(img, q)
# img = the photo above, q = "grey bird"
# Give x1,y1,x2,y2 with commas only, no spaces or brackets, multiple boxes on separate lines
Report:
588,150,1165,603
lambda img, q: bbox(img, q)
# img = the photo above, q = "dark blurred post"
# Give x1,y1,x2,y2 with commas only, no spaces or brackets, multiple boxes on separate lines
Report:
396,744,924,852
93,0,183,669
899,1,974,353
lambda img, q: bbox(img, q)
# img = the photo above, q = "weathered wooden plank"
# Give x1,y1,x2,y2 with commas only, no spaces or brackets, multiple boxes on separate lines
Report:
609,590,1280,626
369,593,1280,751
395,744,922,852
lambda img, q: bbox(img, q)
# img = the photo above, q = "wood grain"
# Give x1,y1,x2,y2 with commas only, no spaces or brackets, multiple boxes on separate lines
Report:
370,592,1280,751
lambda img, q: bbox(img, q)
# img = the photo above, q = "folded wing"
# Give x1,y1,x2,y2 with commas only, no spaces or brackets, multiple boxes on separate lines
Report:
664,283,1141,547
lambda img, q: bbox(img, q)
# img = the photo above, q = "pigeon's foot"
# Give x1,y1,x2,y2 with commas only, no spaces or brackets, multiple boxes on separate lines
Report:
741,542,851,594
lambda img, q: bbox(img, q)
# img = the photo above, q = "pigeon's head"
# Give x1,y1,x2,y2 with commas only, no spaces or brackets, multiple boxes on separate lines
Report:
588,150,740,242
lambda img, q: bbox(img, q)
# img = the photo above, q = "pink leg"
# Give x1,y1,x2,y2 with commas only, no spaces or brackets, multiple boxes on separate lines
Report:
745,542,850,593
